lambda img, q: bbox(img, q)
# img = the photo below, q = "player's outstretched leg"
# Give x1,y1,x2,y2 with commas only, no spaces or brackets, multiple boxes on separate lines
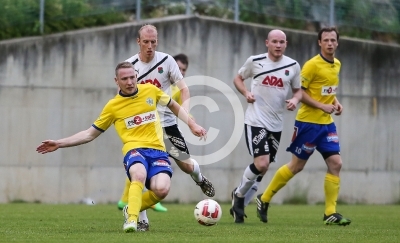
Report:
323,213,351,226
176,158,215,197
196,175,215,197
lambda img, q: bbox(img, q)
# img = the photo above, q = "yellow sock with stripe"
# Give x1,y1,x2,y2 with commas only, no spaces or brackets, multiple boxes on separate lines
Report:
324,173,340,216
261,164,294,202
127,181,144,222
141,190,161,211
120,178,131,203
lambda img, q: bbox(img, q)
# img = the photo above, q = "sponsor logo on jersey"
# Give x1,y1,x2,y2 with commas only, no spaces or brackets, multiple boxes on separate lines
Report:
139,78,161,88
326,133,339,142
321,86,338,95
125,110,157,129
146,98,154,106
158,67,163,74
253,129,267,145
285,70,289,76
254,148,259,154
258,63,264,68
302,142,316,154
152,160,170,167
261,75,284,87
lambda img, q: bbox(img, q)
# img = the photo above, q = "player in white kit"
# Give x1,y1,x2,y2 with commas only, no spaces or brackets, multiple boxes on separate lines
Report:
230,29,302,223
124,24,215,230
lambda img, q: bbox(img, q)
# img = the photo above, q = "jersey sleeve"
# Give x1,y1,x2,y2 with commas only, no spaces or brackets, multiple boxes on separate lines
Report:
300,60,316,89
170,85,182,105
168,56,184,84
92,102,114,132
291,62,301,89
238,56,253,80
155,86,172,106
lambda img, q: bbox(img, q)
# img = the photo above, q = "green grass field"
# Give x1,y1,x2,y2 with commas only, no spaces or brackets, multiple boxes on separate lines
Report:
0,203,399,243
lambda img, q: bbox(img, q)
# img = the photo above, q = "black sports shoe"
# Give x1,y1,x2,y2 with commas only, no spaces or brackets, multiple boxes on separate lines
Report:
323,213,351,226
137,220,150,231
231,188,247,223
196,176,215,197
256,194,269,223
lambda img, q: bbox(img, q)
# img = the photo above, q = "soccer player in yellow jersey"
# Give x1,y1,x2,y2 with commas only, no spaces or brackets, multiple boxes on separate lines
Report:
117,54,190,217
256,27,351,226
36,62,207,232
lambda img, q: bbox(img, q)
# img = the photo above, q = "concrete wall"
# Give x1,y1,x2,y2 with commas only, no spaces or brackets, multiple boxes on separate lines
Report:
1,15,399,204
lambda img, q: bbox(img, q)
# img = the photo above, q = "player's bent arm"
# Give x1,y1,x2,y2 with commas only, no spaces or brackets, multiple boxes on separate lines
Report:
300,89,325,109
56,126,102,148
167,99,206,138
233,74,247,97
301,89,336,114
333,97,343,115
168,99,193,127
175,79,190,112
291,88,302,104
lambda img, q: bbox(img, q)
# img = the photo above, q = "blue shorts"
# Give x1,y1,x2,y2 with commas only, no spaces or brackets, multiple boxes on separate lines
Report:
123,148,173,189
286,121,340,160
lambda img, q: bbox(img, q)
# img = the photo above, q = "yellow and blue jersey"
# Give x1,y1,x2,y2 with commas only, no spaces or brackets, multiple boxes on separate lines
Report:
92,84,171,155
296,54,341,124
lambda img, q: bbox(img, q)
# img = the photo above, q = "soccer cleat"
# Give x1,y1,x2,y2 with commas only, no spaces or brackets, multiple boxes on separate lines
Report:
323,213,352,226
196,176,215,197
151,202,168,212
230,188,247,223
123,220,137,233
256,194,269,223
122,205,137,232
137,220,150,231
117,200,128,210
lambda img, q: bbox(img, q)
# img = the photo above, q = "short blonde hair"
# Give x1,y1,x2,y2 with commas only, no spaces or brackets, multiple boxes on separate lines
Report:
115,61,134,77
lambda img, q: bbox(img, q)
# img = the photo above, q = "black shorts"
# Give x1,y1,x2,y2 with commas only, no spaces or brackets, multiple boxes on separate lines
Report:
244,124,281,161
163,124,190,161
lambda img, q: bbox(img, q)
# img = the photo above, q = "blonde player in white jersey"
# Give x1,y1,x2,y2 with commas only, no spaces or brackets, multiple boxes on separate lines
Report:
123,25,215,231
230,29,302,223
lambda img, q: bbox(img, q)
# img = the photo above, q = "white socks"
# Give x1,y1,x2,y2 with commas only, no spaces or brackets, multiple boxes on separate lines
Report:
189,158,203,182
139,210,148,223
244,181,260,206
236,165,259,197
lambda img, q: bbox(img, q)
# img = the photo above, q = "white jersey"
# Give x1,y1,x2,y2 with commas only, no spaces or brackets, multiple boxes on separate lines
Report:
125,51,183,127
239,53,301,132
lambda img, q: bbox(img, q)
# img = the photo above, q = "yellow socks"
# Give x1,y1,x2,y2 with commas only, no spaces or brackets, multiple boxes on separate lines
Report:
141,190,161,211
127,181,144,222
120,178,130,203
261,165,294,202
324,173,340,216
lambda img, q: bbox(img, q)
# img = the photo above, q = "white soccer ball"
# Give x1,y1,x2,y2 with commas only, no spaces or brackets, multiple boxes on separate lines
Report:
194,199,222,226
